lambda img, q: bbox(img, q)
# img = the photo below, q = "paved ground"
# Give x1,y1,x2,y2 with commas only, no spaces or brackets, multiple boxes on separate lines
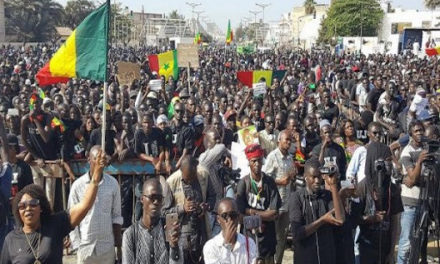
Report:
63,245,440,264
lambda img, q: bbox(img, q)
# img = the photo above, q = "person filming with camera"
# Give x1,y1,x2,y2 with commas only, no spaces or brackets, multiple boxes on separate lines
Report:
236,144,281,264
353,142,403,264
288,158,345,264
397,120,429,264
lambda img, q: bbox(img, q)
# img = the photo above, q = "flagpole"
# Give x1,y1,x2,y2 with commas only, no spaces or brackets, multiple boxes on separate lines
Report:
101,0,111,152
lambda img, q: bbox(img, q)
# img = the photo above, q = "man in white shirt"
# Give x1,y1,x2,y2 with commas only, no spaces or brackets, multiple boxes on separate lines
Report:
69,146,123,264
203,198,257,264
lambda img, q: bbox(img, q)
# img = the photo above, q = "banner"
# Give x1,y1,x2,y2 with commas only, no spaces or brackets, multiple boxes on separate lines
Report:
177,44,199,68
117,61,140,86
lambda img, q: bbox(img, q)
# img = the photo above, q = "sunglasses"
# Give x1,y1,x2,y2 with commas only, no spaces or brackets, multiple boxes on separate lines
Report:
220,211,239,221
143,194,164,203
18,199,40,210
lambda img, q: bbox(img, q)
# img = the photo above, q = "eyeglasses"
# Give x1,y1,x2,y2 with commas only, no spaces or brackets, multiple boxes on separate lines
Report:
143,194,164,203
220,211,239,221
175,109,183,113
371,131,382,135
18,199,40,210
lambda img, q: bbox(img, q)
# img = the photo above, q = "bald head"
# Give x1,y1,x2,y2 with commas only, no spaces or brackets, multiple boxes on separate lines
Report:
89,145,102,159
217,197,238,215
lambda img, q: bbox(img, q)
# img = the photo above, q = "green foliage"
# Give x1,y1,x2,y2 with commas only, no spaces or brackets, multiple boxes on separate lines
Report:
318,0,384,44
168,10,184,20
304,0,317,15
425,0,440,10
64,0,96,29
5,0,65,42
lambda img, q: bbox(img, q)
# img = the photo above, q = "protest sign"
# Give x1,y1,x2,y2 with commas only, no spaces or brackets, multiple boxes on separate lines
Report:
252,82,267,97
117,61,140,86
177,44,199,68
238,125,259,146
149,79,162,92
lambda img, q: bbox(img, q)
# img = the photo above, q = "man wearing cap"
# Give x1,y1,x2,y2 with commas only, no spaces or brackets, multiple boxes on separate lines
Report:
375,81,404,140
236,143,281,263
170,103,194,169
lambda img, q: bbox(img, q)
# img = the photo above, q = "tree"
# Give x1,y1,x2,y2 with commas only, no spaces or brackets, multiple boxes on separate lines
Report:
425,0,440,9
304,0,316,15
235,23,245,42
318,0,384,44
64,0,96,29
168,10,184,20
5,0,65,42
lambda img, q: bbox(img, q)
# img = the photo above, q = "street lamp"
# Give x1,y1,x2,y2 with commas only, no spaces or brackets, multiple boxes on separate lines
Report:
186,2,202,34
255,3,270,24
194,10,204,34
249,10,261,42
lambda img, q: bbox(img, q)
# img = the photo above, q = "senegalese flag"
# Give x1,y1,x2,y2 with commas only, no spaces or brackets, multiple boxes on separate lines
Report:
51,117,66,133
426,46,440,56
148,50,179,81
226,19,233,45
236,70,287,87
36,2,109,86
167,96,181,119
194,33,202,44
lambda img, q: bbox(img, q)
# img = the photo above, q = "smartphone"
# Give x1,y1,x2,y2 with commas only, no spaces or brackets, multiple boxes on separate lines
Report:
165,213,178,242
243,215,261,230
7,108,19,116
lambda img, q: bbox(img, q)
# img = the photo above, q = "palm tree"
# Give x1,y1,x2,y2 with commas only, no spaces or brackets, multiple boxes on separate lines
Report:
5,0,65,42
304,0,317,15
64,0,96,29
425,0,440,9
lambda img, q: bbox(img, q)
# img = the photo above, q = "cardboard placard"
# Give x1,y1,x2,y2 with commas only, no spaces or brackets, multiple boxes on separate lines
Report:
149,79,162,92
117,61,141,86
252,82,267,97
177,44,199,68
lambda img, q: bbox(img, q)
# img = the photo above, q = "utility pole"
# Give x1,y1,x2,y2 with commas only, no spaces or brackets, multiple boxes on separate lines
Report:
249,10,261,42
186,2,201,34
194,10,204,34
255,3,270,24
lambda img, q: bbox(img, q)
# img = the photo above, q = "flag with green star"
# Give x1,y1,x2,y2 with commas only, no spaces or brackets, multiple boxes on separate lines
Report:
148,50,178,80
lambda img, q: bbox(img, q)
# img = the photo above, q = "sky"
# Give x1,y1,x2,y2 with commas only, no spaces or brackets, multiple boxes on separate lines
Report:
56,0,427,30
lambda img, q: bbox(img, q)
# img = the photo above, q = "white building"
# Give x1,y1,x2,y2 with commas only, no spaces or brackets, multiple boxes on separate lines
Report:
378,7,440,54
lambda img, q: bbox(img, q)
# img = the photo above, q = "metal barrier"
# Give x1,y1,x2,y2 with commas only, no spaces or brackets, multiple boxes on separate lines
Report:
30,159,155,224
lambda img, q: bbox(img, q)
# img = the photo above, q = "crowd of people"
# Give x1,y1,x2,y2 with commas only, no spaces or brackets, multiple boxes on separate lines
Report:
0,42,439,264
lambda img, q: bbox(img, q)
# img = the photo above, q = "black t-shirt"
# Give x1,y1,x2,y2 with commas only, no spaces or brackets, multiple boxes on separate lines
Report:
134,127,165,158
12,160,33,191
60,119,82,160
366,88,384,112
26,113,60,160
236,174,281,257
289,188,336,264
353,120,369,145
352,180,403,259
87,128,116,155
0,211,72,264
320,103,339,125
312,142,347,180
170,123,194,160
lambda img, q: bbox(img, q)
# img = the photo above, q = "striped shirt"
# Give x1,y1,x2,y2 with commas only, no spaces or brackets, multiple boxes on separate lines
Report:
68,173,123,258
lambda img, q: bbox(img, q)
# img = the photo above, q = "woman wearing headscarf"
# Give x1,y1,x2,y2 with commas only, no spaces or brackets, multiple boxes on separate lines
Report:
354,142,403,264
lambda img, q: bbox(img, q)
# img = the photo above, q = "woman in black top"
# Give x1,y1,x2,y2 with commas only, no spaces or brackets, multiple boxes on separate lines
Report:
0,148,106,264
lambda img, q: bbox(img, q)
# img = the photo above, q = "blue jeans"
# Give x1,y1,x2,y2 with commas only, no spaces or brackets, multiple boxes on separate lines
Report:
397,205,419,264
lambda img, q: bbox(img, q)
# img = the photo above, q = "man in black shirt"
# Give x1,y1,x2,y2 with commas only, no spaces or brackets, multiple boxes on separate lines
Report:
236,143,281,263
87,109,116,158
312,123,347,180
134,114,165,172
320,89,339,128
289,158,345,264
170,103,194,169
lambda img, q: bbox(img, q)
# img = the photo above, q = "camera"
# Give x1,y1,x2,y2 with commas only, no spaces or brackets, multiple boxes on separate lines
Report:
320,165,337,176
217,166,241,187
243,215,262,230
374,159,385,171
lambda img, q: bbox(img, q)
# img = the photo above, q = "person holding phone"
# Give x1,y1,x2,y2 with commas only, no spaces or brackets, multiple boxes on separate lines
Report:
203,198,257,264
122,178,182,264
